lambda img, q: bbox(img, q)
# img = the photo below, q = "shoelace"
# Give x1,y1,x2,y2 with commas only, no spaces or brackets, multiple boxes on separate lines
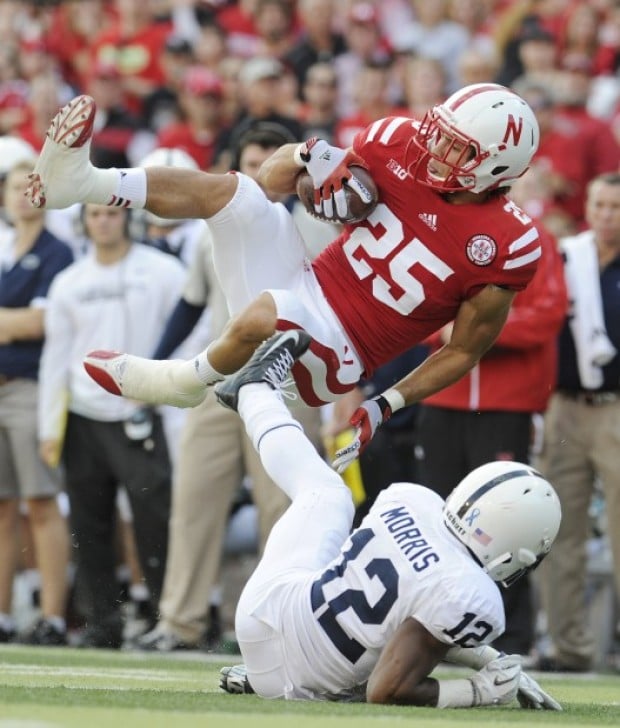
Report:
263,350,298,401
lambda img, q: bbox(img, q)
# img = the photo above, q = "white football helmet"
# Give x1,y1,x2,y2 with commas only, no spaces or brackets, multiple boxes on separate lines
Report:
443,461,561,587
411,83,540,193
0,136,36,178
139,147,199,226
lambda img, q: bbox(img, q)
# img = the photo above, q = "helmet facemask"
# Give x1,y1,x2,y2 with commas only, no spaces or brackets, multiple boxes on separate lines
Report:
411,108,486,192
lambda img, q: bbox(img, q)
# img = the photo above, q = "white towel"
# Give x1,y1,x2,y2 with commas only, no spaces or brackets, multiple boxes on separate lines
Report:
561,230,617,389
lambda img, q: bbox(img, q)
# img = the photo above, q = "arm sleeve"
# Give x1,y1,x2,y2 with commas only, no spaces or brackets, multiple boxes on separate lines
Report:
38,282,72,442
153,297,205,360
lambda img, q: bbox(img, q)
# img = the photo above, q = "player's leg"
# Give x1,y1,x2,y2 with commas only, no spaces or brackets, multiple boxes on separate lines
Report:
26,95,238,218
215,331,355,574
83,174,317,407
217,330,354,699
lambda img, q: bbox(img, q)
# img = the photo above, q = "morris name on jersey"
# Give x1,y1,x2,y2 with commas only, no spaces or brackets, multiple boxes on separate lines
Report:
379,505,440,572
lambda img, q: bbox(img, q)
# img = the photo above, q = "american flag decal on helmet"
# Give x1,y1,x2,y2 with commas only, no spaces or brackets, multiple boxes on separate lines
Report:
473,527,492,545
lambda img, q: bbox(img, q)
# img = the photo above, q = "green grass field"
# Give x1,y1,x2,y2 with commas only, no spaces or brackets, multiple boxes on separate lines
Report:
1,645,618,728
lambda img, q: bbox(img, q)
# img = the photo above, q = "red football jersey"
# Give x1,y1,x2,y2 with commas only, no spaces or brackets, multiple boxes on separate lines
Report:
312,116,541,376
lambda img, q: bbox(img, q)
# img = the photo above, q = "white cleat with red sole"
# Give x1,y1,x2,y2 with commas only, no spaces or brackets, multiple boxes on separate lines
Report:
27,95,97,209
83,350,208,408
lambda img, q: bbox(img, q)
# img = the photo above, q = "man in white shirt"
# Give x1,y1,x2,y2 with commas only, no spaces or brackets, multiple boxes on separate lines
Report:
38,204,185,648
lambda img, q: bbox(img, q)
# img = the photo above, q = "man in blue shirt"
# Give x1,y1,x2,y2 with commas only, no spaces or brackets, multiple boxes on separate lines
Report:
0,158,73,645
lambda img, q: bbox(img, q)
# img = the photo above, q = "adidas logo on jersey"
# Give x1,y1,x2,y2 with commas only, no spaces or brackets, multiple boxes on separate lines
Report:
418,212,437,231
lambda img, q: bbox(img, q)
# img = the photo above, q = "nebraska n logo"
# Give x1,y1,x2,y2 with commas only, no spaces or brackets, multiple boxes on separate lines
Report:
503,114,523,145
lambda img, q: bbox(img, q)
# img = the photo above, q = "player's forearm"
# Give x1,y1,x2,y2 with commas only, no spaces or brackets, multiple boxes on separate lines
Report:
0,306,44,341
257,143,305,195
390,344,481,408
444,644,501,670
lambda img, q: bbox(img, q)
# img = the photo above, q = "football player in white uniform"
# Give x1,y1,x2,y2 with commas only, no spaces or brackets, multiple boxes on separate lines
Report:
26,85,542,472
212,329,562,709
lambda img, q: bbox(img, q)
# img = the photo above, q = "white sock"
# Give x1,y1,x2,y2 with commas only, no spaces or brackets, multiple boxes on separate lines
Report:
115,168,147,207
436,679,476,708
129,582,150,602
0,612,15,631
45,615,66,632
239,384,344,500
193,344,226,385
86,167,147,208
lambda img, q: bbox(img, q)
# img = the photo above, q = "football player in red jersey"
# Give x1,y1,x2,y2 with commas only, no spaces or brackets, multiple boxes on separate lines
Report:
26,84,541,470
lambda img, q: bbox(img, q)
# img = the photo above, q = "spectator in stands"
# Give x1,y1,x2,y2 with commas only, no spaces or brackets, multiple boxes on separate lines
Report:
448,0,497,60
89,0,172,116
296,61,339,142
535,172,620,672
46,0,115,91
334,61,407,148
143,34,195,133
16,72,72,152
284,0,347,89
157,65,227,170
457,46,500,87
390,0,469,94
217,56,302,169
38,204,185,648
334,3,393,119
0,158,73,646
216,0,261,59
557,2,616,78
86,61,143,169
402,56,448,120
514,24,559,88
253,0,297,59
515,74,620,231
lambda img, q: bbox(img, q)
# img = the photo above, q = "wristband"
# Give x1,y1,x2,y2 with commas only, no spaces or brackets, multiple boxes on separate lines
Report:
436,678,477,708
445,644,501,670
293,143,309,168
381,387,405,414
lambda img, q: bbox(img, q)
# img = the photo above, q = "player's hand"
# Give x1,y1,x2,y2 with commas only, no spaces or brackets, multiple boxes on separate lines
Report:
219,665,254,694
332,395,392,473
469,654,521,706
298,138,372,219
517,671,562,710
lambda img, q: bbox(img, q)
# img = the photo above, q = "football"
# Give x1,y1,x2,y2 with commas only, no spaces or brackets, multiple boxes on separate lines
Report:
295,165,379,224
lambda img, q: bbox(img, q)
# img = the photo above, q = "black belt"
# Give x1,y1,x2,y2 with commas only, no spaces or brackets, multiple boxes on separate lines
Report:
0,374,15,386
560,390,620,406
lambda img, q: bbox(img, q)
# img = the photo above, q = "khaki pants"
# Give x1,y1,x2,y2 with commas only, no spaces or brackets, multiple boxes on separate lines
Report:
158,390,322,643
535,392,620,667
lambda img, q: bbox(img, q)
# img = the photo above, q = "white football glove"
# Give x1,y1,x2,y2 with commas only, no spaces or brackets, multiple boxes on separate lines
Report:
517,670,562,710
297,138,372,219
469,654,521,706
219,665,254,694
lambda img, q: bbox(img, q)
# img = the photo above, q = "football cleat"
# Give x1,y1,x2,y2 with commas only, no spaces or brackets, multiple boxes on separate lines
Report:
219,665,254,694
214,329,311,412
27,94,96,209
83,350,208,408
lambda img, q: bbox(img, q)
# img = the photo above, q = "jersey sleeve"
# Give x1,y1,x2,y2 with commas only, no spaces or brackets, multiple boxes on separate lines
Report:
352,116,419,171
414,573,505,647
